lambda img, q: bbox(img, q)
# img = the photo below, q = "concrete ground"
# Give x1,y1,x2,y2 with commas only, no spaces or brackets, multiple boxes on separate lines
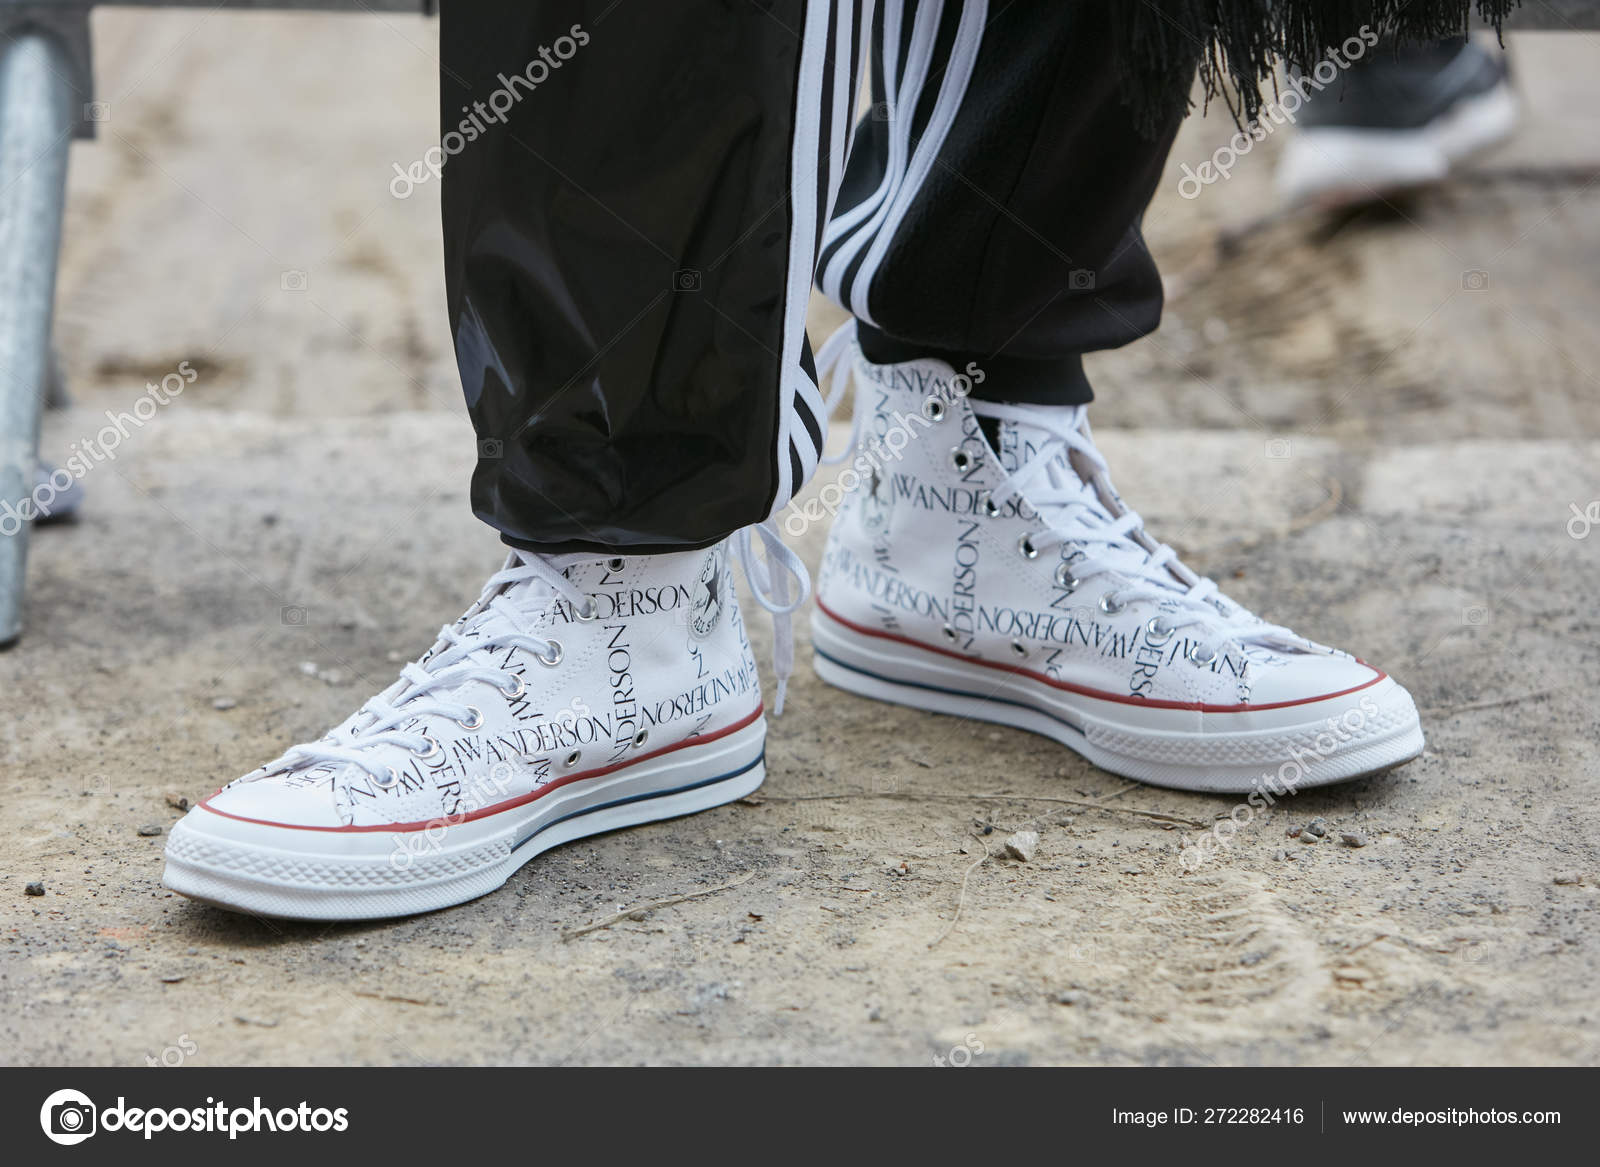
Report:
2,14,1597,1066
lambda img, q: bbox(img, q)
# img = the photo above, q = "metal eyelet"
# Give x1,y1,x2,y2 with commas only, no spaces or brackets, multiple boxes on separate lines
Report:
633,729,649,748
1188,643,1218,667
1145,617,1173,643
949,447,979,472
1098,593,1126,615
501,674,526,700
922,397,946,422
562,750,582,768
607,557,625,572
1017,534,1038,560
412,737,441,761
375,766,400,788
979,491,1000,518
574,596,599,622
538,642,564,667
941,624,959,643
1010,639,1029,659
1053,563,1079,593
456,706,484,731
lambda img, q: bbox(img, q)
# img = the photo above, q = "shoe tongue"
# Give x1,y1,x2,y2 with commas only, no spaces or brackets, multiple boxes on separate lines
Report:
986,411,1069,480
982,405,1193,599
981,406,1275,655
982,406,1108,523
456,550,588,646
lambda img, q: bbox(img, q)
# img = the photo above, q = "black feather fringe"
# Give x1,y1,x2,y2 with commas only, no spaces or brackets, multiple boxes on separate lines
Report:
1116,1,1522,132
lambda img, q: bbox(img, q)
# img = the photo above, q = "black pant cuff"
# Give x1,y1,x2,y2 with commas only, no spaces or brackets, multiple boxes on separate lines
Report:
854,323,1093,405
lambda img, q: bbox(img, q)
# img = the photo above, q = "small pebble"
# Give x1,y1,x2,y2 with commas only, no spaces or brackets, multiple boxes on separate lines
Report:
1341,832,1369,848
1299,831,1319,845
1273,849,1288,861
164,791,189,811
137,824,164,837
24,881,45,896
1052,990,1087,1006
211,697,238,711
1004,830,1039,862
1553,873,1583,886
1303,818,1328,839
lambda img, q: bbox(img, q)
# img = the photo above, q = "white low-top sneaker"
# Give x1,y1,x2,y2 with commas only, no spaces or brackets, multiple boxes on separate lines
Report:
164,540,797,919
809,331,1423,793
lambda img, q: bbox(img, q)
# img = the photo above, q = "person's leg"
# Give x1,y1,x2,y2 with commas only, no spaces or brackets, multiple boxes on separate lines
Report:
818,0,1181,404
810,0,1426,794
162,0,871,920
443,0,871,553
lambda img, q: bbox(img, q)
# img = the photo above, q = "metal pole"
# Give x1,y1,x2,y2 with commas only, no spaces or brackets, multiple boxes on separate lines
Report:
0,28,74,646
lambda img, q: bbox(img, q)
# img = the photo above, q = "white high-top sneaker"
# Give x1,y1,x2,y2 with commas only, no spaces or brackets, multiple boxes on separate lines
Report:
164,542,786,920
810,334,1424,793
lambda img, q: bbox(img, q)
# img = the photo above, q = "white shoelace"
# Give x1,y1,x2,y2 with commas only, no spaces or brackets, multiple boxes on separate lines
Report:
255,527,813,786
816,321,865,467
814,318,1302,664
970,400,1296,661
259,553,592,785
732,520,810,715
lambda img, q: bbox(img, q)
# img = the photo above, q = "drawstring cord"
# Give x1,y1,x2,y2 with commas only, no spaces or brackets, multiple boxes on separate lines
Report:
725,323,856,716
732,520,810,716
815,319,862,466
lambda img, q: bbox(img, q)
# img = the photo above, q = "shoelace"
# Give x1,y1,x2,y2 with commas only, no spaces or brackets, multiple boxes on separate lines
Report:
256,527,812,786
259,553,592,785
970,400,1298,662
816,320,864,467
814,319,1301,664
732,520,810,715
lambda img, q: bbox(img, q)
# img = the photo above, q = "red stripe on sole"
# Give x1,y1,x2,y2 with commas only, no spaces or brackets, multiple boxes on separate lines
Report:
814,598,1383,713
198,704,765,833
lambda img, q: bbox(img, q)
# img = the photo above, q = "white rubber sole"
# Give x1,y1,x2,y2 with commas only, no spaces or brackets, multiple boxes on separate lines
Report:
1277,80,1518,204
162,716,766,920
812,609,1423,794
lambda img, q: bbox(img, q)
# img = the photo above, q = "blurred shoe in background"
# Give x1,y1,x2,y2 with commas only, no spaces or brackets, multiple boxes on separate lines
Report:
1277,39,1518,205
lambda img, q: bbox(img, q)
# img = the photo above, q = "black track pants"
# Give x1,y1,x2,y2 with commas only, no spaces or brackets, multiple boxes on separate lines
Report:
441,0,1184,555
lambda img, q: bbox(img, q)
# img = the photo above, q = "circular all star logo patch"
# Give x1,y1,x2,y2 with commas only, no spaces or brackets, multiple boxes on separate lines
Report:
690,549,724,639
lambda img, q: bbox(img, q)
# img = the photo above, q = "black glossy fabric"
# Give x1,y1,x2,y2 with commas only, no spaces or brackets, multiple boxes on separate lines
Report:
840,1,1184,405
442,0,1183,553
442,0,814,554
